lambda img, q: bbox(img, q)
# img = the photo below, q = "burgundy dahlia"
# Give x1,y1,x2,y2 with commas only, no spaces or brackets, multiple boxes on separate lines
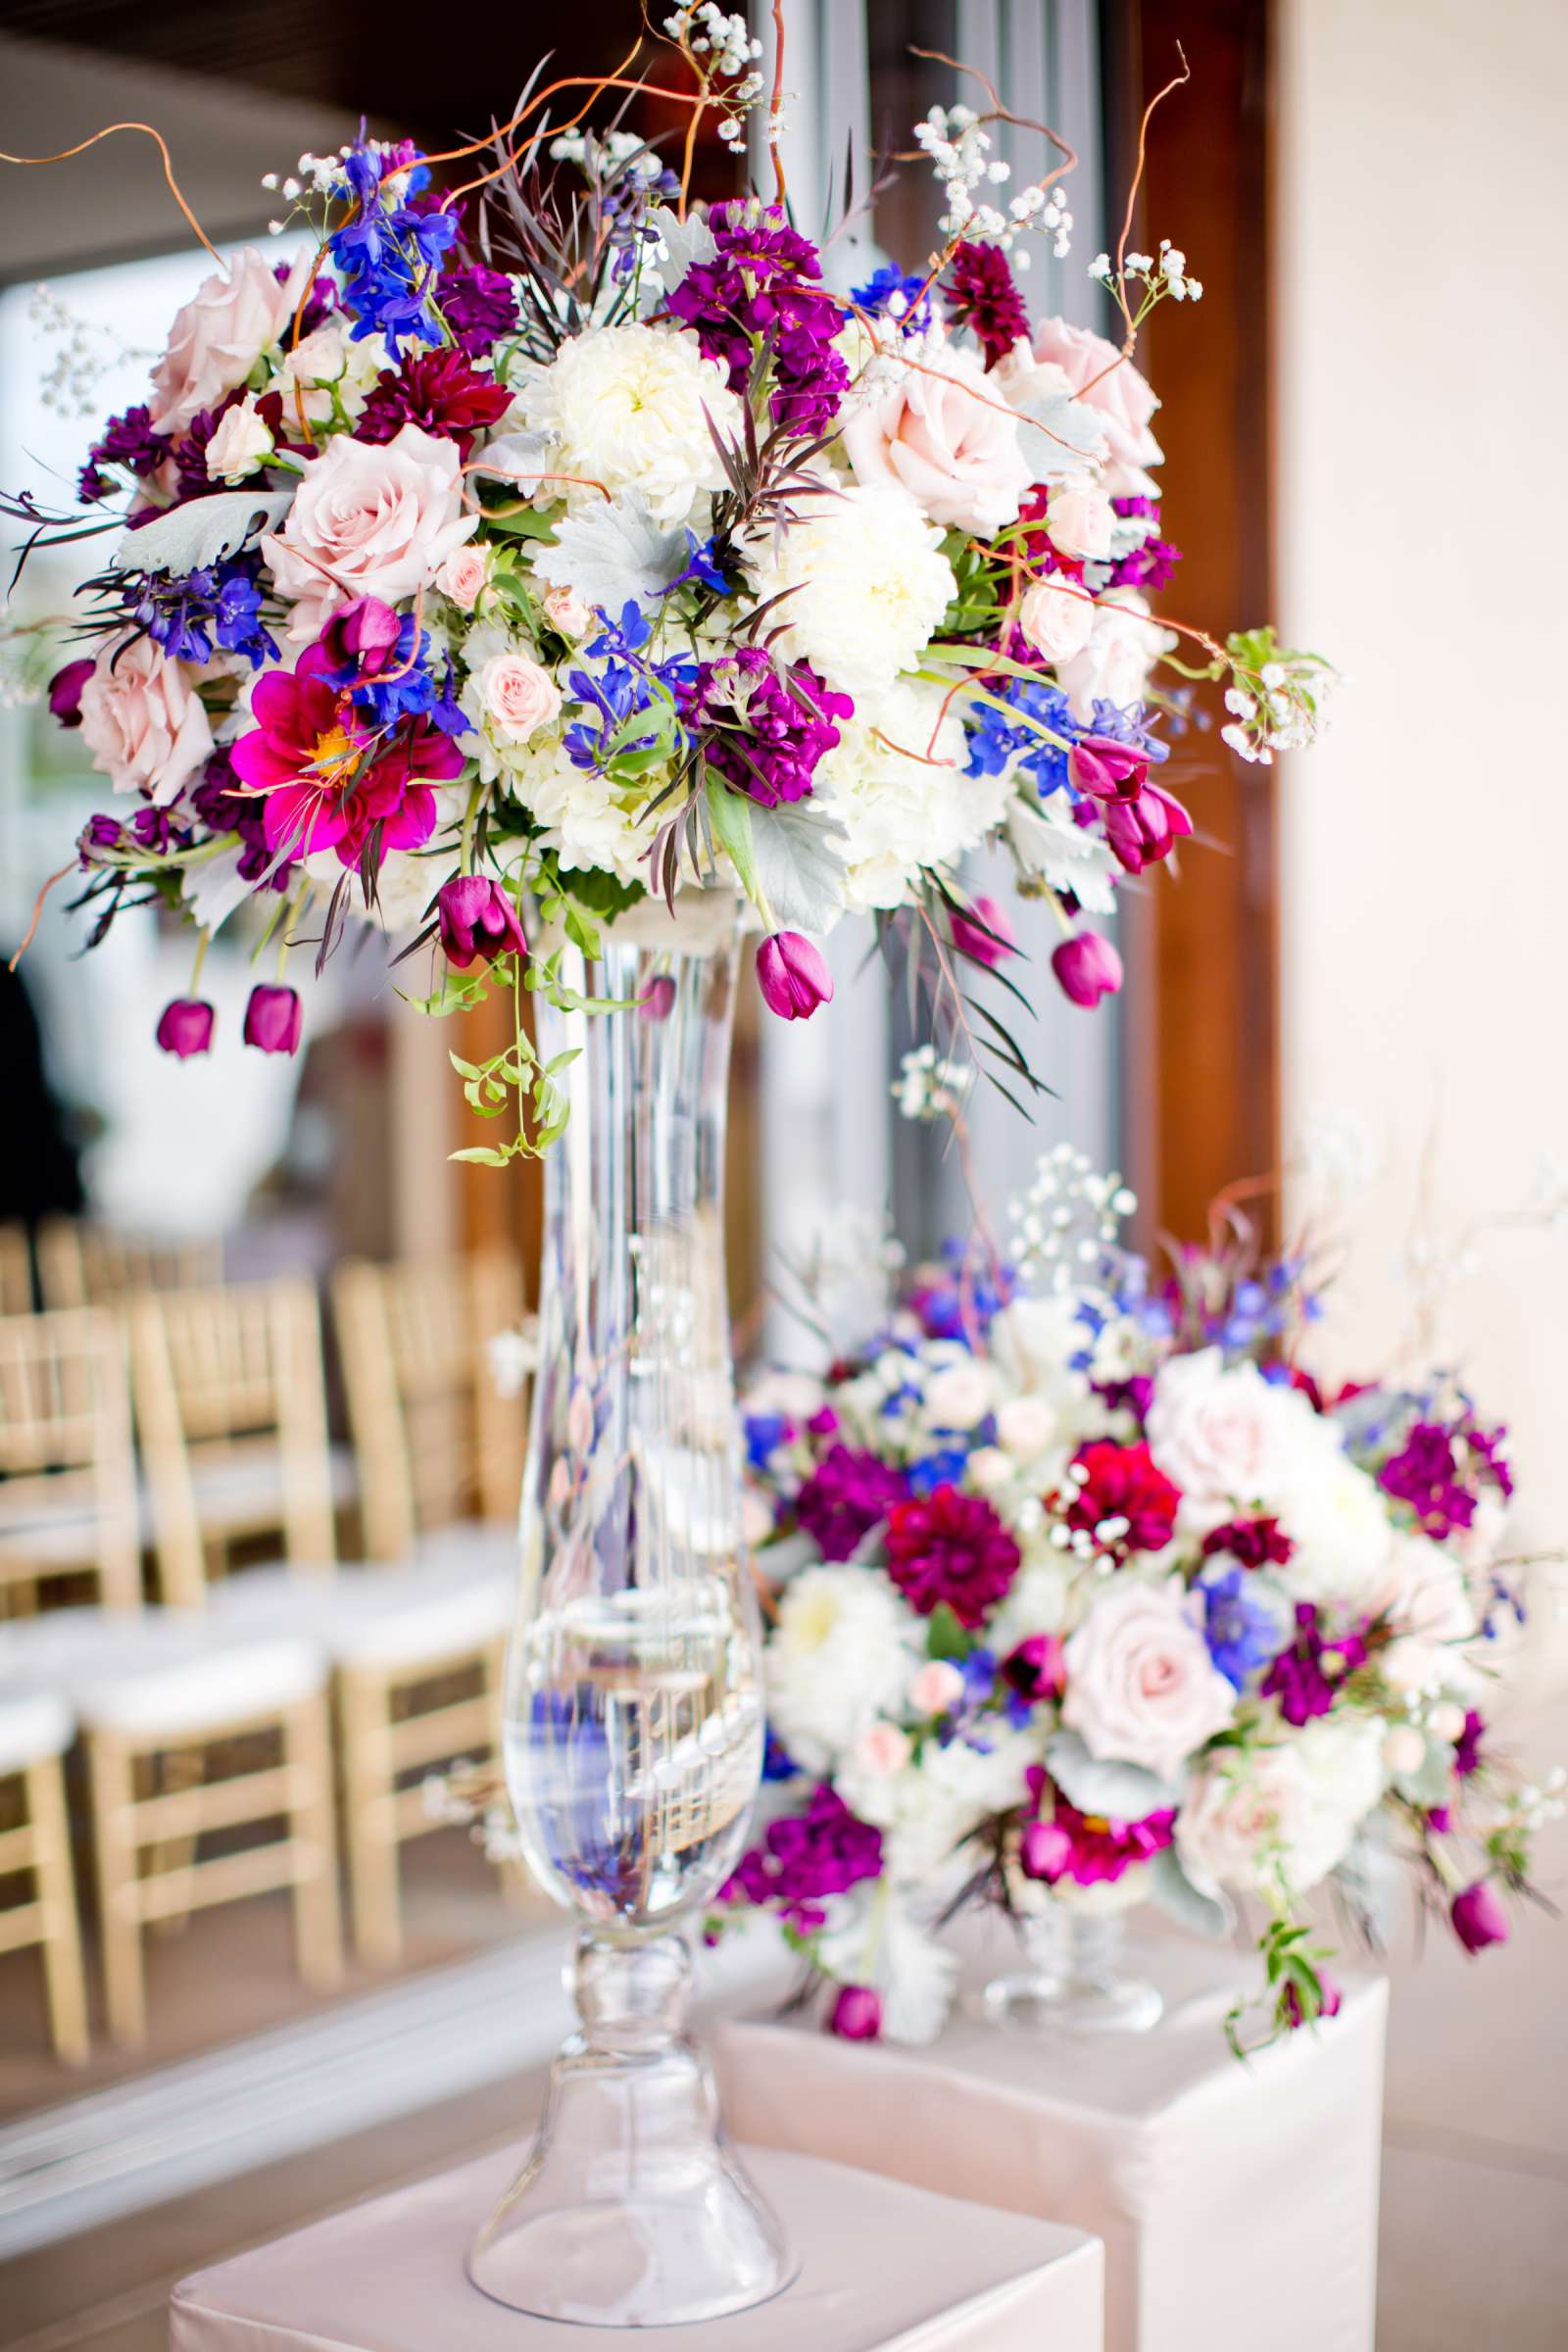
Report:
943,240,1030,369
1201,1515,1295,1570
883,1485,1020,1628
356,349,511,453
1065,1440,1181,1555
795,1444,907,1563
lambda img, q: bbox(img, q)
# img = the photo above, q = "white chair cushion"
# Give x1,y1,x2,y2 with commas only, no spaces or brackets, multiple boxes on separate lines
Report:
211,1561,514,1674
0,1684,74,1773
0,1608,328,1740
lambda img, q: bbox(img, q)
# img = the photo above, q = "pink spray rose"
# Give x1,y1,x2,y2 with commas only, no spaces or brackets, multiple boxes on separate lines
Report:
148,247,310,436
1017,573,1096,664
260,423,476,643
475,648,562,745
842,345,1031,536
77,634,214,805
1029,316,1164,498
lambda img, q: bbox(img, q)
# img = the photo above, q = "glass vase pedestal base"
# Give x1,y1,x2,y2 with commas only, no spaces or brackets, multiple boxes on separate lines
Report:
979,1911,1163,2037
468,1935,797,2328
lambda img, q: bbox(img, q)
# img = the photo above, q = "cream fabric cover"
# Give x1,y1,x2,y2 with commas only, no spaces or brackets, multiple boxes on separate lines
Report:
170,2143,1103,2352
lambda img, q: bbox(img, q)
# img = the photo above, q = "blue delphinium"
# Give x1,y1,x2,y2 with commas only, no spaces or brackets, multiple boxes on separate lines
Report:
329,139,458,356
850,265,933,334
1201,1567,1281,1690
122,551,277,668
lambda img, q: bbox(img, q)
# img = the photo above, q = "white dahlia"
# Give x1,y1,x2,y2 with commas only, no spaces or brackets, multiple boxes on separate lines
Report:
751,483,956,713
764,1565,921,1775
514,322,742,524
815,678,1010,912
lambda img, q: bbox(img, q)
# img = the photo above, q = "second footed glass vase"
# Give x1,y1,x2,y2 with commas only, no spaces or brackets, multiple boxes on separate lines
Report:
980,1904,1164,2035
468,892,795,2328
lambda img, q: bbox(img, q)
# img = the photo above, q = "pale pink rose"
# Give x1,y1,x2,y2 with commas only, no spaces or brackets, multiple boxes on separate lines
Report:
843,346,1031,536
542,582,596,640
855,1723,912,1777
1061,1578,1236,1783
205,400,274,484
1056,588,1169,724
437,544,492,612
923,1361,994,1429
1016,575,1095,665
148,247,309,436
1030,317,1163,498
260,423,476,642
1046,482,1115,560
1146,1347,1324,1534
908,1660,965,1716
77,633,214,806
478,650,561,744
995,1395,1060,1458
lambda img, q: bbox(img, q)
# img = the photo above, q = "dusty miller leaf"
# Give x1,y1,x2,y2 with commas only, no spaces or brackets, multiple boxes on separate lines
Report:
1006,390,1106,484
1148,1847,1231,1940
531,494,689,613
645,206,718,295
112,490,294,574
747,801,850,931
1045,1729,1182,1820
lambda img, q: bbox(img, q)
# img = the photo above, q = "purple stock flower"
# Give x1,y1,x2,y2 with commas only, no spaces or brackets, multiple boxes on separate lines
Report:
1106,496,1182,593
49,659,95,726
155,999,215,1057
79,404,172,502
242,984,303,1055
1260,1602,1367,1727
191,747,297,892
721,1783,883,1934
796,1444,908,1562
438,266,520,357
829,1984,883,2040
1451,1879,1510,1954
756,932,833,1021
683,651,852,808
436,875,526,968
1052,930,1123,1008
1380,1417,1509,1537
667,200,848,436
1453,1709,1486,1778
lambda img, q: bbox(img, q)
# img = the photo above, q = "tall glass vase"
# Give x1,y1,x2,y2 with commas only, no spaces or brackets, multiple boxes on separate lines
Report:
468,893,795,2328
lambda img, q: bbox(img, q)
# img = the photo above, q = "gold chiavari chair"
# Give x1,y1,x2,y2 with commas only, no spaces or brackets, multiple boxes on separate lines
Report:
0,1685,89,2064
0,1226,35,1317
0,1307,141,1616
317,1252,527,1965
128,1277,348,1602
34,1220,223,1312
0,1307,341,2050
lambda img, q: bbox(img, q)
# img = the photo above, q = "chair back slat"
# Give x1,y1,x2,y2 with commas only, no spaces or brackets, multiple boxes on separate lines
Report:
0,1307,140,1610
0,1227,34,1317
36,1221,222,1311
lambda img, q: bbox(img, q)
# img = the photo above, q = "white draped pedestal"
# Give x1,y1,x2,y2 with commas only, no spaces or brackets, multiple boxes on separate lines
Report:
170,2141,1105,2352
713,1926,1387,2352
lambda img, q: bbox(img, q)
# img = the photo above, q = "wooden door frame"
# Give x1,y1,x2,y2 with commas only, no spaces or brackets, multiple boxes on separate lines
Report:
1103,0,1279,1247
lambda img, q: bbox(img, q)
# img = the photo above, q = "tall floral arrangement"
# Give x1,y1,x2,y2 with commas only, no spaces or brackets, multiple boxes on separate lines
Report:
716,1145,1558,2049
5,13,1330,1153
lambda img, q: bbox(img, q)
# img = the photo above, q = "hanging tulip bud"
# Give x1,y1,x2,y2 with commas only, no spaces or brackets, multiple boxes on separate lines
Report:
242,983,303,1055
155,999,216,1057
1051,931,1124,1008
951,893,1017,968
756,932,833,1021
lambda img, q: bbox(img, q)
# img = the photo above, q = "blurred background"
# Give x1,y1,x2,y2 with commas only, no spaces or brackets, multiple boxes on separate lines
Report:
0,4,1564,2347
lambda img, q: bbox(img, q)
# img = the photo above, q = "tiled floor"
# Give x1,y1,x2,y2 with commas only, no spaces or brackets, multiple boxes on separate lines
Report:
4,1713,1565,2350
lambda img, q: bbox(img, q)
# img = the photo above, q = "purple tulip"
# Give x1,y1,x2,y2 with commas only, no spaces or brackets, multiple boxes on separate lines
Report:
48,658,96,727
1051,931,1124,1008
1068,734,1151,801
1451,1879,1510,1955
435,875,526,969
1001,1633,1067,1703
951,893,1017,969
243,983,304,1055
1100,778,1193,875
829,1983,883,2040
756,931,834,1021
155,998,215,1058
1282,1970,1343,2030
639,974,677,1023
1019,1818,1075,1881
318,596,404,679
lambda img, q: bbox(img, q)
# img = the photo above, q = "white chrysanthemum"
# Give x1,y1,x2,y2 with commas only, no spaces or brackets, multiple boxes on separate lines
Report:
1176,1719,1385,1900
752,483,956,712
764,1565,921,1775
513,322,742,523
815,679,1009,912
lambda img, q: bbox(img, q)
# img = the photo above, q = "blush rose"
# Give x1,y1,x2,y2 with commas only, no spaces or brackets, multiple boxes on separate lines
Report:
260,421,476,642
1029,316,1164,498
77,633,214,805
843,346,1031,537
1061,1578,1236,1783
148,247,309,436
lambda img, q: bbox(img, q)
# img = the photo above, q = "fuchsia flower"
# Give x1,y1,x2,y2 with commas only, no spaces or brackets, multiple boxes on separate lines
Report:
884,1486,1021,1629
1052,931,1123,1008
796,1445,908,1563
1001,1632,1067,1704
829,1984,884,2040
155,999,215,1057
1019,1770,1177,1887
231,644,463,866
757,932,833,1021
951,894,1017,968
1282,1971,1343,2030
1451,1879,1510,1954
1069,734,1193,876
435,875,525,969
318,596,403,679
242,984,303,1055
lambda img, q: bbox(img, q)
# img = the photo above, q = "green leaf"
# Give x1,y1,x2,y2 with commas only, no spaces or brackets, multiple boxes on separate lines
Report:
450,1145,514,1166
704,778,760,903
925,1604,975,1663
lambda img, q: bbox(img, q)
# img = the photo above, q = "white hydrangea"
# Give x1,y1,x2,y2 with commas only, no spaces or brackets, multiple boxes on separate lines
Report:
1270,1447,1396,1613
513,322,742,524
815,679,1010,911
751,483,956,714
1176,1718,1386,1901
838,1726,1040,1885
764,1565,922,1774
489,732,661,887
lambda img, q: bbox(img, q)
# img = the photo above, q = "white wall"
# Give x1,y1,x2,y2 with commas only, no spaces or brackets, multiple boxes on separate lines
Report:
1276,0,1568,1620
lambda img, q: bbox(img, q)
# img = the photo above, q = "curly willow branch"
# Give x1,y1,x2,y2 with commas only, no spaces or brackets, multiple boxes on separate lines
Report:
0,122,222,265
